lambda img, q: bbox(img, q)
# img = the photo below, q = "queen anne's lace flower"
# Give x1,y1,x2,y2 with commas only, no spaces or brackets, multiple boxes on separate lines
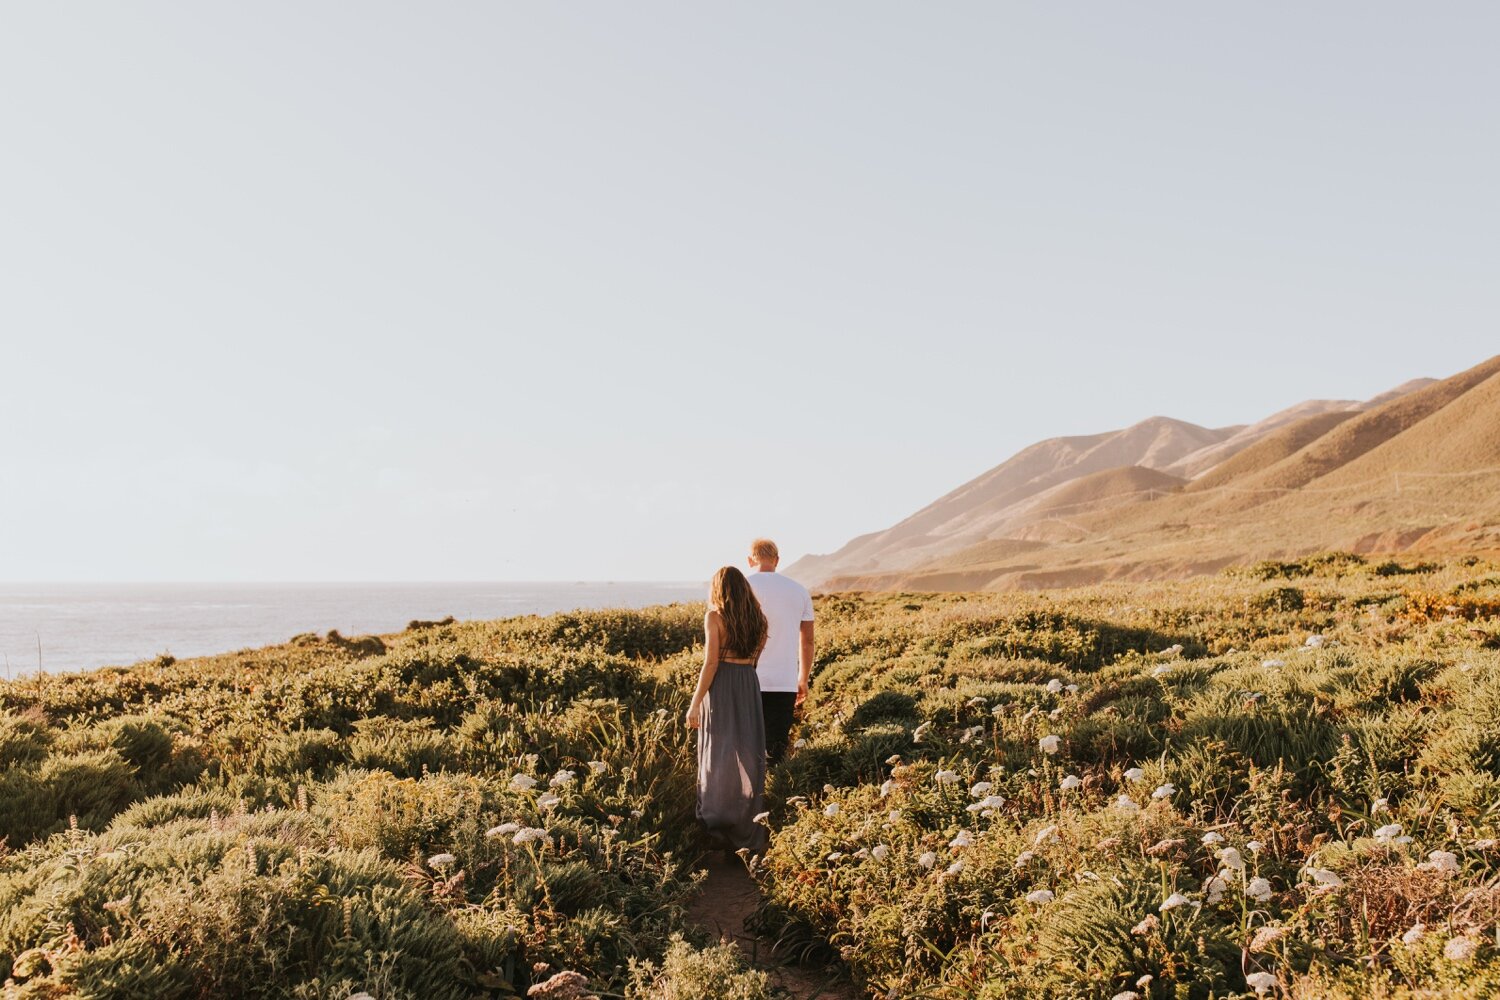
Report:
1159,892,1191,911
1246,877,1273,901
1124,767,1145,782
918,851,937,869
1245,971,1276,993
1418,850,1460,874
1151,783,1175,800
1060,774,1082,791
427,853,456,869
509,773,538,791
1038,734,1060,755
1025,888,1054,904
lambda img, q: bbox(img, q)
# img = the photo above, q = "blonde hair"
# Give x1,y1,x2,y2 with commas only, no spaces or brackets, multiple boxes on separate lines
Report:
749,538,779,561
711,566,767,658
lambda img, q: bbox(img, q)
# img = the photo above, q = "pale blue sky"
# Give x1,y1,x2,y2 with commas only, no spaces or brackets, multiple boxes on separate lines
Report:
2,4,1495,581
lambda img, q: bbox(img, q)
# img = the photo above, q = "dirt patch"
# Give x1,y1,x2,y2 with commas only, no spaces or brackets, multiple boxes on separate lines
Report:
687,854,858,999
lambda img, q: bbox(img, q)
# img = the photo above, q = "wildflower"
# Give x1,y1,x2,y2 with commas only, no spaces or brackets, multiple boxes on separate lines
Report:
1303,866,1343,889
885,754,902,766
1201,831,1224,845
871,844,890,860
888,809,901,822
1049,707,1063,719
934,769,961,785
1245,971,1276,993
1013,850,1035,869
949,830,973,849
1113,795,1140,815
1112,992,1140,1000
1151,664,1172,678
1046,678,1064,694
991,704,1005,717
1261,658,1285,668
487,822,520,838
1034,825,1059,846
512,827,550,845
1038,735,1060,755
1151,783,1175,800
1159,892,1191,911
1418,850,1460,874
1250,924,1286,951
918,851,937,869
427,853,456,869
629,808,643,819
752,811,771,825
966,696,988,707
1124,767,1145,782
968,794,1006,816
793,738,808,748
826,852,843,862
350,994,376,1000
1246,839,1264,853
509,773,538,791
1147,838,1184,857
1445,936,1478,962
1135,975,1153,989
1371,797,1390,814
913,722,932,743
587,760,607,774
1217,846,1245,870
537,792,561,812
960,725,983,744
1246,877,1273,901
1402,922,1425,945
1025,889,1054,904
1161,643,1183,657
1305,634,1326,647
1131,914,1158,936
971,781,993,796
1060,774,1082,791
549,769,576,787
879,779,895,798
945,860,964,876
1205,875,1227,903
1374,823,1404,844
824,802,840,818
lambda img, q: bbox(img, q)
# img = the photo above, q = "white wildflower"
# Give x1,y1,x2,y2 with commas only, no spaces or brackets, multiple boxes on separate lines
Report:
549,769,576,787
1217,847,1245,870
949,830,973,849
1152,664,1172,678
824,802,840,818
1038,735,1060,755
1035,825,1059,846
793,737,808,748
1112,992,1140,1000
966,696,988,707
888,809,901,823
871,844,890,861
880,779,895,798
1151,783,1175,800
537,791,561,812
918,851,937,869
1247,877,1273,901
1205,875,1227,903
1201,831,1224,845
1374,823,1403,844
486,822,520,838
1115,795,1140,814
1013,850,1035,869
509,773,538,791
1417,850,1459,874
1247,839,1264,853
512,827,550,845
1372,797,1390,814
1261,659,1285,669
1025,888,1054,905
1046,678,1064,694
1060,774,1083,791
427,853,456,869
1402,922,1425,945
971,781,993,797
1124,767,1145,782
1305,634,1326,648
587,760,607,774
945,859,964,876
935,769,961,785
1066,684,1079,694
912,722,932,743
752,811,771,825
1304,867,1343,889
1246,971,1276,993
1159,892,1191,911
1445,936,1478,962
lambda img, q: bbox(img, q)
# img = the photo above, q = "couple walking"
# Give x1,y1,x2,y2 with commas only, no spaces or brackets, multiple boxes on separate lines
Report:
686,538,814,856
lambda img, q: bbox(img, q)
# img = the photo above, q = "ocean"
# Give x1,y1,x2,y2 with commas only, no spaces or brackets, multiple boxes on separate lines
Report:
0,581,707,677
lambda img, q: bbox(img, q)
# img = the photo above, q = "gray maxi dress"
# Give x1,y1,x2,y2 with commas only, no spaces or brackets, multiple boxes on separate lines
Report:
696,661,770,854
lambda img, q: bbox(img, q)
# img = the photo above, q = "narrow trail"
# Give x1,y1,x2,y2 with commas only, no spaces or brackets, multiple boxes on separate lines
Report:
687,854,859,1000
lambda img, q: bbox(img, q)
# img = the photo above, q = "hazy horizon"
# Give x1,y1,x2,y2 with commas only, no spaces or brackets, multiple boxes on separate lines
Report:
4,4,1497,582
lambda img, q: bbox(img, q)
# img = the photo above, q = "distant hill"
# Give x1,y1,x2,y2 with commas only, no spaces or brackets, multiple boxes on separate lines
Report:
790,358,1499,591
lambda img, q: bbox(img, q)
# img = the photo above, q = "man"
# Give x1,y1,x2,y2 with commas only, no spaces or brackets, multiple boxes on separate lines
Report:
745,538,815,765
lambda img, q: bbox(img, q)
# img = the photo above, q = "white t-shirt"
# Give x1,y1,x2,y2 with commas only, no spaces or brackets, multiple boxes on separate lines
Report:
747,570,815,692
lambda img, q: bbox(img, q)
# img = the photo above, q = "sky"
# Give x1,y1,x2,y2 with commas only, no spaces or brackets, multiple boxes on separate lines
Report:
1,3,1496,582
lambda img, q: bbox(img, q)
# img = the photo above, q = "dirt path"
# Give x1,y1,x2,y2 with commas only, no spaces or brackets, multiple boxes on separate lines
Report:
687,854,859,1000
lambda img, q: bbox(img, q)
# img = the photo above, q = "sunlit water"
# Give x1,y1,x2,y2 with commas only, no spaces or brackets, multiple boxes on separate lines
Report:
0,582,706,676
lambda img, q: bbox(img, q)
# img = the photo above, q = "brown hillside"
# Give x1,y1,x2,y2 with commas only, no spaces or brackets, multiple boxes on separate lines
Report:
1187,410,1359,492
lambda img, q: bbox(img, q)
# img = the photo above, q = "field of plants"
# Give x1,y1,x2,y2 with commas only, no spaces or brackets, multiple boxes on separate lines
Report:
2,554,1499,998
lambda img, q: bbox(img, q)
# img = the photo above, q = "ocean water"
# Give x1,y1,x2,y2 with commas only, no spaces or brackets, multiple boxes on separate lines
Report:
0,581,707,677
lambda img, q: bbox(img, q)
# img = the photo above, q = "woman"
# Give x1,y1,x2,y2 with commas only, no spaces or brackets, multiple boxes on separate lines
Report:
686,566,770,856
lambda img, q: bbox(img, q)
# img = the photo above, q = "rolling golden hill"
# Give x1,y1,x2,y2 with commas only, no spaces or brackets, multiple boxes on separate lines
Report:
792,356,1500,592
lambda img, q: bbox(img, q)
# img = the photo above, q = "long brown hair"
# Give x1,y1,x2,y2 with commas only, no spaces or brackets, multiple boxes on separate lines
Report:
711,566,767,659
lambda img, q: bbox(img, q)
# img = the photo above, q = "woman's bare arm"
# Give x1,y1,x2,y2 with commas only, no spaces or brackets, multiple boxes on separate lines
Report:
686,610,722,729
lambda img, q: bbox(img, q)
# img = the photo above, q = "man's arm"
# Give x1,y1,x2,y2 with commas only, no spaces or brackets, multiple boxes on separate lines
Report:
797,619,815,707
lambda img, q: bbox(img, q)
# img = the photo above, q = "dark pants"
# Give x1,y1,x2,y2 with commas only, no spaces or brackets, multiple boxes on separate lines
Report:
762,691,797,765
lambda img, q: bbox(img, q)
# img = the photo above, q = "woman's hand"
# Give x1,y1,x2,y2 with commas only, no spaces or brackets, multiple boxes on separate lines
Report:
685,699,702,730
